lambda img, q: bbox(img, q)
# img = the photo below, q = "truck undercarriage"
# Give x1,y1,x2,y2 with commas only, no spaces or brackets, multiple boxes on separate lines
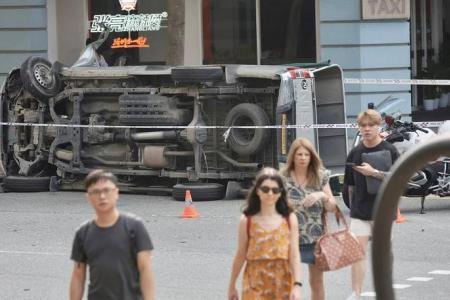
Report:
1,59,291,198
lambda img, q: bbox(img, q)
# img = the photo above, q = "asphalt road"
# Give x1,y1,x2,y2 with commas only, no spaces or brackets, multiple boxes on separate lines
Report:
0,192,450,300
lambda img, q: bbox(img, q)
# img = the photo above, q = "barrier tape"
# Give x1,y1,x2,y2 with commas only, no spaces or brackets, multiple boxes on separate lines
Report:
0,77,447,130
345,78,450,86
0,121,445,129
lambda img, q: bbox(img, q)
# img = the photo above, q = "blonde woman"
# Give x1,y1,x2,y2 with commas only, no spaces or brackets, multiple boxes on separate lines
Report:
282,138,337,300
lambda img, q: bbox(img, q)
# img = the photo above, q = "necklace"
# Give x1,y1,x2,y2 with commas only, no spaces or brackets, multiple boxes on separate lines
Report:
292,171,307,188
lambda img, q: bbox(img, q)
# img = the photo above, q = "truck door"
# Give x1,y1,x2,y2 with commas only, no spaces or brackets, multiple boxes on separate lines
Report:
276,65,347,174
312,65,347,174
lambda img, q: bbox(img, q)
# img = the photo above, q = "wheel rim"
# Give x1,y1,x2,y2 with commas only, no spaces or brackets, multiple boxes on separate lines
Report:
33,63,55,89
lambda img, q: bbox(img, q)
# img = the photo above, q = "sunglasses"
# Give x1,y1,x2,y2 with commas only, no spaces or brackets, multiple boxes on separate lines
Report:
259,186,282,194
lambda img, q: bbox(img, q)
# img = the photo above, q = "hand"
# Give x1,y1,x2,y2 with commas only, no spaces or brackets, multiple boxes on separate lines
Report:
290,285,301,300
353,162,376,177
302,192,322,207
228,287,239,300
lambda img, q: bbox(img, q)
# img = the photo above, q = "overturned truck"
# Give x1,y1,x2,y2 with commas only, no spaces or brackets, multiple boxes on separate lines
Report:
0,58,347,199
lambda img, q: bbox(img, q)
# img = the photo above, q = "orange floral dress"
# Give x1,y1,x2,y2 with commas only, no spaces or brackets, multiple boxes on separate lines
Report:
242,217,292,300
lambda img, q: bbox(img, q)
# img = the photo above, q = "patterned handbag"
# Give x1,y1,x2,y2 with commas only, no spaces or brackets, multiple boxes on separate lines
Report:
314,206,364,271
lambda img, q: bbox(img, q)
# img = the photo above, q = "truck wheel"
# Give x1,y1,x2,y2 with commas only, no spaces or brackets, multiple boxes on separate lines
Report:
20,56,61,100
172,182,225,201
224,103,270,155
3,176,50,192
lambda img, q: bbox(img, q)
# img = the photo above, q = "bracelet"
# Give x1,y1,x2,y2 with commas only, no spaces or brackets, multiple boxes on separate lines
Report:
294,281,302,287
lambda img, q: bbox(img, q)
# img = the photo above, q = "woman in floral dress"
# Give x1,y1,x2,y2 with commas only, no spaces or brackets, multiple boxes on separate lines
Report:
228,167,302,300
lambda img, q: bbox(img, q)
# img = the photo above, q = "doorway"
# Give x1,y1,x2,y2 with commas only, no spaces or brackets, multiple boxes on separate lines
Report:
411,0,450,119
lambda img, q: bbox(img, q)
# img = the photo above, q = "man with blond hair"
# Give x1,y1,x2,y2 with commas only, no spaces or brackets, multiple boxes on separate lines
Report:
344,109,399,300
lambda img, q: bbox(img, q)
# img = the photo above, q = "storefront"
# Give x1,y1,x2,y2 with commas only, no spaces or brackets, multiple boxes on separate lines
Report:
52,0,318,66
1,0,449,121
410,0,450,120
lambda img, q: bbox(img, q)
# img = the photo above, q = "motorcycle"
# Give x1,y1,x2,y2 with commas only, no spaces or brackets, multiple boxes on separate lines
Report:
383,117,450,213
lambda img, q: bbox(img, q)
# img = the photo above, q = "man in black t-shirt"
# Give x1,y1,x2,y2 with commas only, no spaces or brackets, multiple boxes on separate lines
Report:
69,170,155,300
343,110,399,300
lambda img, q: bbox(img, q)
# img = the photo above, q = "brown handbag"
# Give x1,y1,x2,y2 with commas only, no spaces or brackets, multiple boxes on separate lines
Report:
314,206,364,271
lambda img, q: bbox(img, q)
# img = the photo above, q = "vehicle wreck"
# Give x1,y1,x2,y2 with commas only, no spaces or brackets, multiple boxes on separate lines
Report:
0,54,347,199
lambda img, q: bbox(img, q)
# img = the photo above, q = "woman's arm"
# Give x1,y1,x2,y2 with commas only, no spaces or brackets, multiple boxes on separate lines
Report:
322,183,337,212
288,213,302,300
227,215,249,300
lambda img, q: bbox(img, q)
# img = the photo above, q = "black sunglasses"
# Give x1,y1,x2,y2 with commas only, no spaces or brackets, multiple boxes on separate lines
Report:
259,186,282,194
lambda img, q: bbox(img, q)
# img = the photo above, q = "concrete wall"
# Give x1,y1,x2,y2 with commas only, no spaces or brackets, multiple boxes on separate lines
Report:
320,0,412,127
184,0,202,65
53,0,88,65
0,0,48,84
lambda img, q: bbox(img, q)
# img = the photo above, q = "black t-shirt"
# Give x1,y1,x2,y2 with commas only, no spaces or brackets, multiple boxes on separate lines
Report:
71,213,153,300
344,140,399,220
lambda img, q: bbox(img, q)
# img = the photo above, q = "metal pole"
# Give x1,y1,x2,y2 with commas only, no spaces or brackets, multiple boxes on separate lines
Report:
255,0,261,65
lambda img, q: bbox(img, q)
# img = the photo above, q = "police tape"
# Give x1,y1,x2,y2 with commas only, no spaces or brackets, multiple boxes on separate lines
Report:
345,78,450,86
0,121,445,129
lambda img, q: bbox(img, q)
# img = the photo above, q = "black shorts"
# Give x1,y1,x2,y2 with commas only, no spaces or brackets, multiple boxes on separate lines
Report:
300,242,316,265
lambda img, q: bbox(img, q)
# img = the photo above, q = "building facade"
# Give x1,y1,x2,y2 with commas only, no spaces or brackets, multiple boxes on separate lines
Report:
1,0,449,122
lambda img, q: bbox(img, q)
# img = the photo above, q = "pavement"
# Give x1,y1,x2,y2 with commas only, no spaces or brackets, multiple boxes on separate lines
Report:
0,192,450,299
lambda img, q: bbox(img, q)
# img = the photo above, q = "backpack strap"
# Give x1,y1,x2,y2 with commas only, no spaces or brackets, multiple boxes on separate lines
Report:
122,213,138,266
79,220,93,254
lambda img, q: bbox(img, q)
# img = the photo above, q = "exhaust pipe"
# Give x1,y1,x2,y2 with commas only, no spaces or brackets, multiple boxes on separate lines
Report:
131,131,177,141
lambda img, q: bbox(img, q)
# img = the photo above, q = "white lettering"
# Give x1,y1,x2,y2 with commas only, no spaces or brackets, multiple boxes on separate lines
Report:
377,0,389,14
390,0,403,13
368,0,378,14
91,12,168,33
363,0,408,19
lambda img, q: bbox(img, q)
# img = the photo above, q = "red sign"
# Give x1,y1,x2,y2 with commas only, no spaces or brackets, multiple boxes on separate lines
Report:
111,36,149,48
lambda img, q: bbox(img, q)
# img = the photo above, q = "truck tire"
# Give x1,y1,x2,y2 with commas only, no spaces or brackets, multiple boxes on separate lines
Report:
3,176,50,192
172,182,225,201
171,66,223,83
20,56,61,100
224,103,270,155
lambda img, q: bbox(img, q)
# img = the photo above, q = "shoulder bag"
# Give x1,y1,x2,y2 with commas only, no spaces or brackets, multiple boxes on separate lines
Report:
314,206,364,271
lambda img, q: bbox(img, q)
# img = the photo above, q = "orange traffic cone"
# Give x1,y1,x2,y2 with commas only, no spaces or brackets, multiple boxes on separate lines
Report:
395,207,406,224
180,190,199,218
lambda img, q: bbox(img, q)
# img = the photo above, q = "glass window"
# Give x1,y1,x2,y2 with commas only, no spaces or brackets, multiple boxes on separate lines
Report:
90,0,168,65
202,0,257,64
260,0,316,65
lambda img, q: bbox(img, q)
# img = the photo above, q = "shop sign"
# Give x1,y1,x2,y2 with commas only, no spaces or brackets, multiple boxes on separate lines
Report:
362,0,410,20
91,12,168,33
111,36,149,48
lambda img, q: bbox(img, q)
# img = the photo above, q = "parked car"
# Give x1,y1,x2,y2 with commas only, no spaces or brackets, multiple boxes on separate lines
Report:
0,34,347,199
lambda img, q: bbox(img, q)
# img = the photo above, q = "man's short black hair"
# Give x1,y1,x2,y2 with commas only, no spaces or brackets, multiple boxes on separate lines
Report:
85,169,118,190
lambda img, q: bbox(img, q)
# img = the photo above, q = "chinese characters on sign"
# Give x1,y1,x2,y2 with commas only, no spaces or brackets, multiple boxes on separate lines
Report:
111,36,149,48
91,12,168,33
